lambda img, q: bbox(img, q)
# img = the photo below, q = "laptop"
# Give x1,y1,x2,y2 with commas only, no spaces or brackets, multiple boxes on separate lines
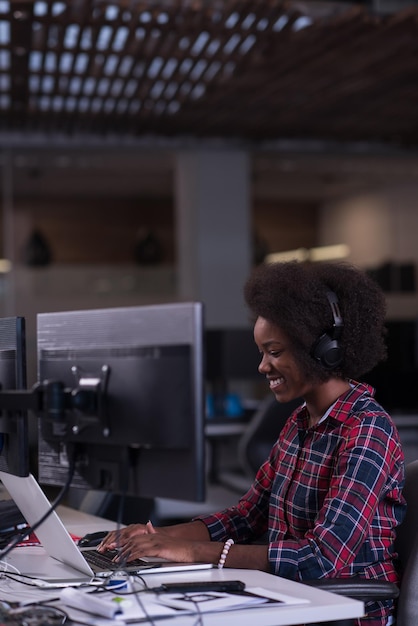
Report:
0,472,213,583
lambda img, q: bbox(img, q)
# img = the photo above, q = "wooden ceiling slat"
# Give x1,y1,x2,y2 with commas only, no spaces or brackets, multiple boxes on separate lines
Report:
233,16,374,107
251,14,418,140
144,3,301,134
175,9,369,135
171,7,418,142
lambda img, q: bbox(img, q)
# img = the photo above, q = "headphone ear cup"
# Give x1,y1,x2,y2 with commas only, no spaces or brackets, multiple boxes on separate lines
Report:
312,333,343,370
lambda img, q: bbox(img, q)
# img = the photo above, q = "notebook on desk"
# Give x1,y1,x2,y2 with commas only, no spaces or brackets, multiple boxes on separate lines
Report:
0,472,213,583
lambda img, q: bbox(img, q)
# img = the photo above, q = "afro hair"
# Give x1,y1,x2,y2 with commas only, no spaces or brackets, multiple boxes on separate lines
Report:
244,261,387,383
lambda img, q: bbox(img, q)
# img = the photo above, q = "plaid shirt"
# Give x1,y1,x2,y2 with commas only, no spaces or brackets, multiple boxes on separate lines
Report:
198,381,406,625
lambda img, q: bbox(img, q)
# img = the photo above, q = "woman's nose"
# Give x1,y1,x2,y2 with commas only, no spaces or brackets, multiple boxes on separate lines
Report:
258,354,269,374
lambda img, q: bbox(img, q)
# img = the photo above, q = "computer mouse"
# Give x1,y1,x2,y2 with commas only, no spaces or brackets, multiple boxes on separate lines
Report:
78,530,109,548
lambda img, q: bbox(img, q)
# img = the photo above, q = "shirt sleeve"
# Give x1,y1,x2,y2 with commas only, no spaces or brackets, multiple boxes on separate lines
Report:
196,447,278,543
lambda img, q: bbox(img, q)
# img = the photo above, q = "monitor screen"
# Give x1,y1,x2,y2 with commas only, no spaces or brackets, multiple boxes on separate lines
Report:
0,316,29,477
363,319,418,412
205,328,261,383
37,302,205,502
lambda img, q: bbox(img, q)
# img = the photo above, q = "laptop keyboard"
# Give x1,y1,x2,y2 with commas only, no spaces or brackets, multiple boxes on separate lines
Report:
83,549,144,571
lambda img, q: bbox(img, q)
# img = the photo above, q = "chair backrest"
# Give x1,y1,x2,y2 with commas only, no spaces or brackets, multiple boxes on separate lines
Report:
237,395,302,477
395,459,418,626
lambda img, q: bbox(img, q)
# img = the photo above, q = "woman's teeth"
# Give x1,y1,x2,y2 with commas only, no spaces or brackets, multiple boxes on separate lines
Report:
269,377,284,389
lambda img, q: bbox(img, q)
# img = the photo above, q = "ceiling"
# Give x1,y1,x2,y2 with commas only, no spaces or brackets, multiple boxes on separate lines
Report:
2,0,418,202
1,0,418,146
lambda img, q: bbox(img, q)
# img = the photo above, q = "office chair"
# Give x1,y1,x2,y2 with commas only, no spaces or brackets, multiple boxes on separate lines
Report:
306,458,418,626
215,395,301,493
238,394,302,477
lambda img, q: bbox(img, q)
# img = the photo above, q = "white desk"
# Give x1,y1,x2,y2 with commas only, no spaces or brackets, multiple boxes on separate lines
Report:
49,506,364,625
205,420,248,438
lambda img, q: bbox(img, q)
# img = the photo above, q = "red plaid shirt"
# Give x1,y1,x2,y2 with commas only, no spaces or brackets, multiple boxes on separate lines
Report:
198,381,405,625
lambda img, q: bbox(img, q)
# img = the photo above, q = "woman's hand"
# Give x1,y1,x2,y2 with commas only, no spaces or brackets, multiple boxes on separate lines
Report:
97,523,269,570
98,522,210,564
97,519,217,564
111,532,201,564
97,521,159,552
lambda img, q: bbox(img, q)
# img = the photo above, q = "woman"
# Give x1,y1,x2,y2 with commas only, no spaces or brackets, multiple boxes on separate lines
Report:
99,261,405,626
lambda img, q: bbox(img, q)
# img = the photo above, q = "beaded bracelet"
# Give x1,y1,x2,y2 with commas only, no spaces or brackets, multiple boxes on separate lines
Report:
217,538,234,569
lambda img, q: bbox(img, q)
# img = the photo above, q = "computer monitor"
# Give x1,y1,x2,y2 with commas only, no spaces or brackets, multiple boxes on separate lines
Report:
37,302,205,502
364,319,418,412
205,328,261,383
0,316,29,477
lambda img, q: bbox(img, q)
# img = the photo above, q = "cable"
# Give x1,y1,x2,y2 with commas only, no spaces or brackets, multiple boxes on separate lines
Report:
99,446,132,576
1,601,68,625
190,599,205,626
0,560,20,574
129,574,158,626
0,571,108,590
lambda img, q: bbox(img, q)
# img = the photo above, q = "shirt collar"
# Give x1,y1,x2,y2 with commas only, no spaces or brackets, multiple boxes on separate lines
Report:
296,380,376,428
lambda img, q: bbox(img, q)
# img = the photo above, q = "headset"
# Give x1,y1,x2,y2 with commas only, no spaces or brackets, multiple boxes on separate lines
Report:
311,290,344,370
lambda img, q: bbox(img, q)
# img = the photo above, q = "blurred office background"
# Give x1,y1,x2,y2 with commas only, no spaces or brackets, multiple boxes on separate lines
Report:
1,0,418,514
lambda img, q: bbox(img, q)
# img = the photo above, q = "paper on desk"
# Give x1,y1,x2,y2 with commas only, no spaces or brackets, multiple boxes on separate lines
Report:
156,589,265,612
64,596,189,624
61,588,283,624
70,586,310,622
157,586,310,613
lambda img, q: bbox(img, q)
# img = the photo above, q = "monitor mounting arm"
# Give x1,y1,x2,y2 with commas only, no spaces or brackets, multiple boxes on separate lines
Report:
0,365,111,437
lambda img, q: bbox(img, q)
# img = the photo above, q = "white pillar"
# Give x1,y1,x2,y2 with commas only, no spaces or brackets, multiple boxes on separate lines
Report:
175,150,252,327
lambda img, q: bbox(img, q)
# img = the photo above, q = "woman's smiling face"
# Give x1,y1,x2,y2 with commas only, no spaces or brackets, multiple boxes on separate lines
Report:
254,316,314,403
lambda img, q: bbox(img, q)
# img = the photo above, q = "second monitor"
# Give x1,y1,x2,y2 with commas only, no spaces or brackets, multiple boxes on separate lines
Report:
37,302,205,503
0,316,28,477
